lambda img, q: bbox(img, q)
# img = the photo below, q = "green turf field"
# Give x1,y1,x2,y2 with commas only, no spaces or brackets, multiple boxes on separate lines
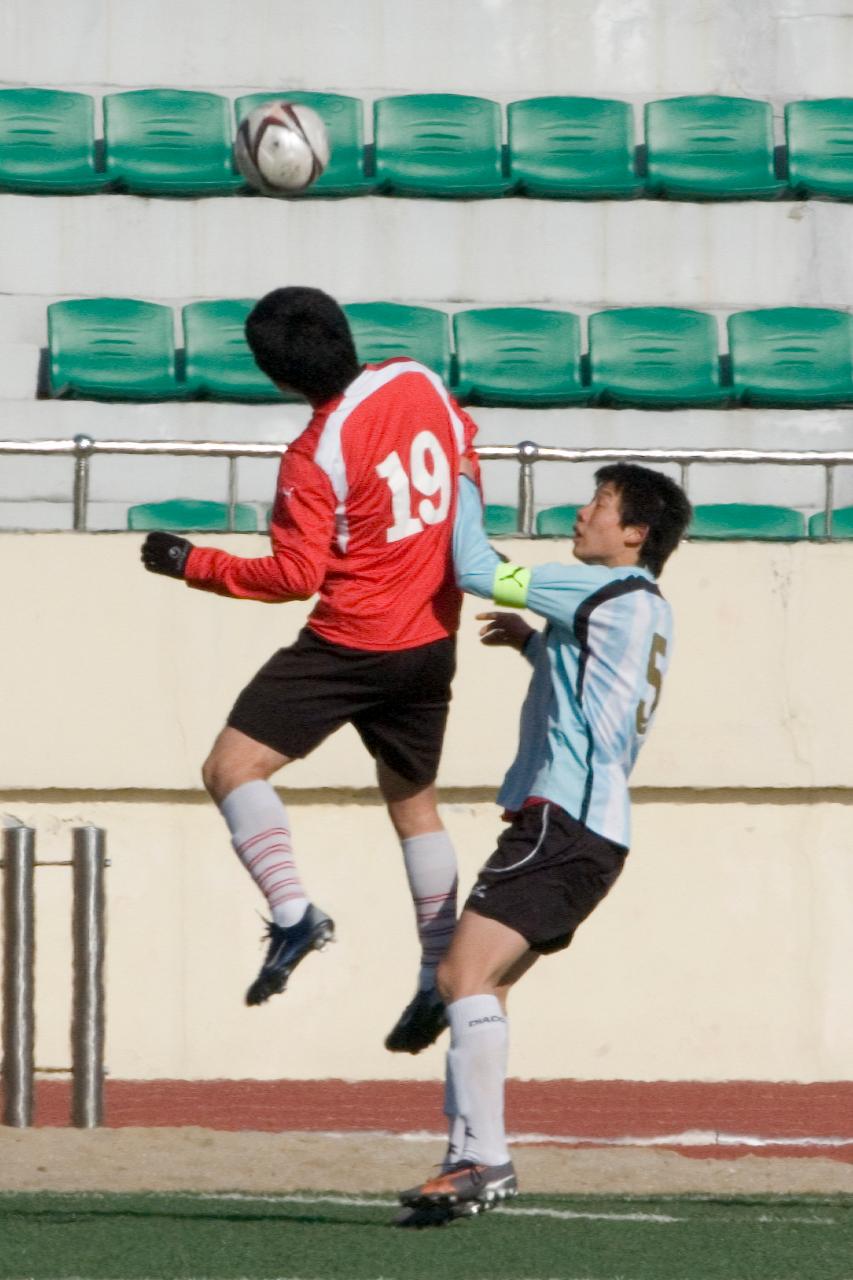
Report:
1,1191,851,1280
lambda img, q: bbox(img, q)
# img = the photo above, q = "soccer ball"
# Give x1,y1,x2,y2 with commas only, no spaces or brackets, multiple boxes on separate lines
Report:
234,101,330,195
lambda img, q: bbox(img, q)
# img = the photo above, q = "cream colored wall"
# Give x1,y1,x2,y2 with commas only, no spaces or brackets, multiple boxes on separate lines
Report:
1,534,852,1082
3,794,852,1083
1,534,852,789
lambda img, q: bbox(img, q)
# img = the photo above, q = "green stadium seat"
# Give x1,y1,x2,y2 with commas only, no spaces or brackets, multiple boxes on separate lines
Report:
536,505,580,536
689,504,805,540
0,88,107,193
453,309,587,406
786,99,853,198
182,300,290,401
808,508,853,539
235,92,372,195
47,298,183,400
373,94,508,197
588,308,725,406
508,97,640,198
728,309,853,406
127,499,257,532
103,89,241,195
483,504,519,536
645,96,783,199
344,303,451,382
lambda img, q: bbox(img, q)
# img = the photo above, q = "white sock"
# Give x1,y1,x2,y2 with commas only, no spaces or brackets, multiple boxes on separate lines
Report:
219,780,309,927
401,830,458,990
446,994,510,1166
442,1056,466,1169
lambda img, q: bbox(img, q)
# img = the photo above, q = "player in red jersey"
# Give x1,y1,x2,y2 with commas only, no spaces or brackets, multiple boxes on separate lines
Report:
141,287,479,1049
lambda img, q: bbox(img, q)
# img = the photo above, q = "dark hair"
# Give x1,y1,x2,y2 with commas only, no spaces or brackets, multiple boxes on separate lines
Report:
245,287,360,404
594,463,692,577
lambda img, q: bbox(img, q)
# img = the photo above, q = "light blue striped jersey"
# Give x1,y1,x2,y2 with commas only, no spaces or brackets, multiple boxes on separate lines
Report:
453,479,673,848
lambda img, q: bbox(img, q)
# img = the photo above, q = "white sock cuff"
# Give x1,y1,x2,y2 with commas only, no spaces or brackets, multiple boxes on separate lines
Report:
219,779,283,830
447,994,506,1043
401,829,455,856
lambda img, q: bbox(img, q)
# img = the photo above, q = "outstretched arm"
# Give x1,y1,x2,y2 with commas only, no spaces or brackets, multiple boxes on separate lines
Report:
141,449,336,604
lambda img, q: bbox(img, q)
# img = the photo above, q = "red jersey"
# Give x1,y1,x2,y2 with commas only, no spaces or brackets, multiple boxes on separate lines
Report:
185,360,480,651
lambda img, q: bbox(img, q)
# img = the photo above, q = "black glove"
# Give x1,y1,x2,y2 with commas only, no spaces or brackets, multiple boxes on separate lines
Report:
141,531,193,579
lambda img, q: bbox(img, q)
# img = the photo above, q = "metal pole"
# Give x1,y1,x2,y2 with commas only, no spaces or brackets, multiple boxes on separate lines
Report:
72,435,94,532
227,456,238,532
824,464,835,540
517,441,538,537
71,826,106,1128
2,823,36,1127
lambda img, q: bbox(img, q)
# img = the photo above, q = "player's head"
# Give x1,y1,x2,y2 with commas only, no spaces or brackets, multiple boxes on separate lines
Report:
245,287,360,405
573,464,691,577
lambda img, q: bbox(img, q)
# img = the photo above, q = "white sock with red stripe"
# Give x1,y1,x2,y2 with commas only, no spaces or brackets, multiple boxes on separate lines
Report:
446,994,510,1167
219,780,309,928
400,830,458,990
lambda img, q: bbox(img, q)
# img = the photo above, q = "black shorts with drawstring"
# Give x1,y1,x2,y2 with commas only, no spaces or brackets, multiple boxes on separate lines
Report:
464,801,628,954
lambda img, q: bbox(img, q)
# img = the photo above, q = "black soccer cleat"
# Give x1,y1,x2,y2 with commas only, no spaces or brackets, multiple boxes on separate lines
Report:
399,1159,518,1214
393,1201,476,1228
245,904,334,1006
384,987,448,1054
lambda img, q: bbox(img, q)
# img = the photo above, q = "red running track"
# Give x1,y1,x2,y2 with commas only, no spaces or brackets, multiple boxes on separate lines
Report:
10,1079,853,1161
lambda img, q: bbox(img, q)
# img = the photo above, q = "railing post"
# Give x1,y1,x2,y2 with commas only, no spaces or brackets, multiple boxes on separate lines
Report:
70,826,106,1128
824,464,835,540
72,435,95,532
227,456,238,532
2,820,36,1128
517,441,538,537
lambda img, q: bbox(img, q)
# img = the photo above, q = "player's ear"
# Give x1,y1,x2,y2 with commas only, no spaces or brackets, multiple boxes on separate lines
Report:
623,523,648,552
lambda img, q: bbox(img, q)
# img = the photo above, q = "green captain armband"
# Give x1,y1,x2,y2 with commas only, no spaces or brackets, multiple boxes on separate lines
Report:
493,562,531,608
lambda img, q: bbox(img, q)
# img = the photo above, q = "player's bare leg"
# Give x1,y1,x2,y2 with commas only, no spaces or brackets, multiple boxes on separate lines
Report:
378,760,457,1053
203,726,334,1006
397,912,532,1225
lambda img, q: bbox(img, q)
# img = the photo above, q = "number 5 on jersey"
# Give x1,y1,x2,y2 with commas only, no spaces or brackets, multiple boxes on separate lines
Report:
636,632,667,735
376,431,452,543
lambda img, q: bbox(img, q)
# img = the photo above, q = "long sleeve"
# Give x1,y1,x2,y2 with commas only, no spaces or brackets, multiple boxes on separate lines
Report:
184,448,336,603
454,478,655,632
451,476,500,599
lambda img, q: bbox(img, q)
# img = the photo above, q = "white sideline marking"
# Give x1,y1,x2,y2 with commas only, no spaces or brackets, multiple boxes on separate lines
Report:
192,1191,680,1221
391,1127,853,1151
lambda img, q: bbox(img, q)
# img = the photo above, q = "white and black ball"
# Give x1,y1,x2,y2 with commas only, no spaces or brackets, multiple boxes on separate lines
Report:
235,101,330,194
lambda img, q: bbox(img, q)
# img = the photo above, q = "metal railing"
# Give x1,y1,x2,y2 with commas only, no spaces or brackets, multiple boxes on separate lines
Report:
2,821,107,1128
1,434,851,537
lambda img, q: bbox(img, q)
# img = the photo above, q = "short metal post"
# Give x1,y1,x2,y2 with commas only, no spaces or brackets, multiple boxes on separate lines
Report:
824,464,835,540
226,456,238,532
2,822,36,1127
71,826,106,1128
72,434,95,532
517,441,538,537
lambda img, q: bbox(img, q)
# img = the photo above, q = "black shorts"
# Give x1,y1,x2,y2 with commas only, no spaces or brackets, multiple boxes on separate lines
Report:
227,628,456,787
465,802,628,954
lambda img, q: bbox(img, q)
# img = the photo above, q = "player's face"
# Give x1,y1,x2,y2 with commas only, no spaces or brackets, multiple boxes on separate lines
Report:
572,483,646,567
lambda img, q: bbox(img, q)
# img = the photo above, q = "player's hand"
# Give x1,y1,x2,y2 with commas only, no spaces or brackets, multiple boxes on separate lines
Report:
140,531,193,579
476,611,535,652
458,454,477,481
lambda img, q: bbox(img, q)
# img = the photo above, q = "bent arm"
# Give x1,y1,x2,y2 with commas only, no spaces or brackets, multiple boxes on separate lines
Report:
453,478,623,632
184,451,335,603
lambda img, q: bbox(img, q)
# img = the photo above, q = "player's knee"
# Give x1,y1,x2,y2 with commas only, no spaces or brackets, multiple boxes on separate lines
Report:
201,751,228,803
436,955,457,1004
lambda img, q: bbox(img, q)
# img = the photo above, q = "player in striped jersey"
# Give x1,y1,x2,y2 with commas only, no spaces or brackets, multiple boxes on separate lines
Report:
140,287,479,1045
398,462,691,1225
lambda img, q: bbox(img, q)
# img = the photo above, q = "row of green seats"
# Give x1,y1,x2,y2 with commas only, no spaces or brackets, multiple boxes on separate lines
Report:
4,88,853,199
127,498,853,540
47,299,853,408
492,504,850,540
